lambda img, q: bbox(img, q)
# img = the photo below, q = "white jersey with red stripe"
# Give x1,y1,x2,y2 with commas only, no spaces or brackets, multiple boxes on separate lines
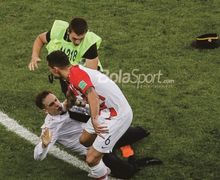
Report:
68,65,132,117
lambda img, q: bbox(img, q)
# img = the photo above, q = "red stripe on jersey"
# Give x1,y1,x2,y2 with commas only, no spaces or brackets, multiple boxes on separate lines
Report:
98,95,106,101
68,65,94,95
68,84,79,96
109,107,117,117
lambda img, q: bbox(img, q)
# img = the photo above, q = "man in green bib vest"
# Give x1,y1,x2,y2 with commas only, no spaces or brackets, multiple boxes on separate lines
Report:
29,17,102,71
29,17,102,94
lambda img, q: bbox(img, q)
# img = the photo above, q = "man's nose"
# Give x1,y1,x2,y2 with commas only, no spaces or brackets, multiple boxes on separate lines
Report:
54,101,60,107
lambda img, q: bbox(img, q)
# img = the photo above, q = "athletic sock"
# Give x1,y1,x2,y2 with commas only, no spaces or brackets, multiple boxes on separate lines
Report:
89,159,108,179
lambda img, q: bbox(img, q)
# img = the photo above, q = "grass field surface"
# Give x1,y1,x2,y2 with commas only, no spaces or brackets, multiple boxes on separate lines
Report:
0,0,220,179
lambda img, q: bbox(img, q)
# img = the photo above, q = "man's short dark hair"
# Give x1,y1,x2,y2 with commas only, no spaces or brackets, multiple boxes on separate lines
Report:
69,17,88,35
47,50,70,68
35,90,52,109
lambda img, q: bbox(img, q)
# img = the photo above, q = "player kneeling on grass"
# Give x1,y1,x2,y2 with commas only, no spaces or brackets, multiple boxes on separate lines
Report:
34,91,162,179
46,51,163,179
46,50,134,180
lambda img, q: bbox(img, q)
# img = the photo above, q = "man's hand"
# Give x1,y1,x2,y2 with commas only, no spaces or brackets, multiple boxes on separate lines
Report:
92,116,109,139
28,57,41,71
66,89,77,109
85,87,108,138
29,32,47,71
41,128,52,148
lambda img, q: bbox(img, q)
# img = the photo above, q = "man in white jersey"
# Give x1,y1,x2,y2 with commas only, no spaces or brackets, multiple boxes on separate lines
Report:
46,50,133,180
34,90,162,179
34,90,87,160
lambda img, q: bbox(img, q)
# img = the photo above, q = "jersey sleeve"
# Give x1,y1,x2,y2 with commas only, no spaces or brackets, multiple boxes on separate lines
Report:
46,30,51,42
82,43,98,59
69,66,94,95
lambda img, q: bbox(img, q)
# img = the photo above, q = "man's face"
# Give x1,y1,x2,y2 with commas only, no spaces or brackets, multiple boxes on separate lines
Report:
69,31,85,46
49,66,61,78
43,93,63,116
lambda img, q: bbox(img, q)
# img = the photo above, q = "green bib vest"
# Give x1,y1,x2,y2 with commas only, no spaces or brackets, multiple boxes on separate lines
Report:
46,20,103,70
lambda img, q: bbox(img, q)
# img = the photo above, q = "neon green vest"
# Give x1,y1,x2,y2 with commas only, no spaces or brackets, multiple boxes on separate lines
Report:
46,20,103,70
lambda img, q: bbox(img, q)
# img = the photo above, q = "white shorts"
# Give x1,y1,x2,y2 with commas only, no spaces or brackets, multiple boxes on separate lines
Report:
84,109,133,153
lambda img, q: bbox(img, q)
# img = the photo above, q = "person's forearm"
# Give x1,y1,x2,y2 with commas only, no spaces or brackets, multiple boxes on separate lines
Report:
85,57,99,70
31,35,45,59
87,88,99,120
29,32,48,70
34,142,50,161
34,132,55,161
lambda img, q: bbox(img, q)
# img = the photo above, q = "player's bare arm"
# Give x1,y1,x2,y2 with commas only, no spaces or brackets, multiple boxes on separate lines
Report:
28,32,48,71
85,57,99,70
86,87,109,136
65,88,77,109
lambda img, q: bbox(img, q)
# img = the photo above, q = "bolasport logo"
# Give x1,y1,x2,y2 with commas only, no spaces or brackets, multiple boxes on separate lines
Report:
102,69,175,89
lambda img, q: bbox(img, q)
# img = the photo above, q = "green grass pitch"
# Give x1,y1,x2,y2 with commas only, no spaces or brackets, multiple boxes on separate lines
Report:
0,0,220,179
